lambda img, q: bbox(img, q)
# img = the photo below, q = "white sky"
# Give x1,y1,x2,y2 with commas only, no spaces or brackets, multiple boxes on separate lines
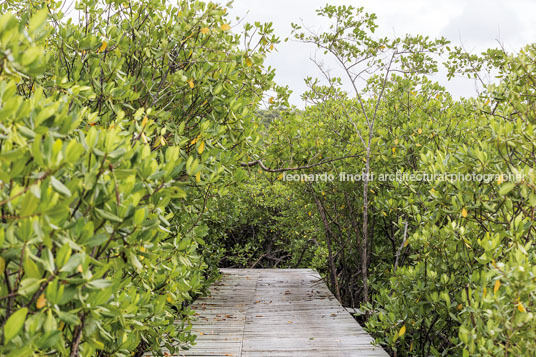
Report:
221,0,536,106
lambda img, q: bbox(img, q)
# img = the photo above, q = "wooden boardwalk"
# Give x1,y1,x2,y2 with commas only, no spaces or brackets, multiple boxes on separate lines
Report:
180,269,388,356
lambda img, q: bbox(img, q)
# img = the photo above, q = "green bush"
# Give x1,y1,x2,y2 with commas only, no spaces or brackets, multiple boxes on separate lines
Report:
0,0,277,354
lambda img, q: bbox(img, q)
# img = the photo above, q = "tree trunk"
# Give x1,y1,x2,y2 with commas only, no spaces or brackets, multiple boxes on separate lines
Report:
311,190,342,302
361,146,371,303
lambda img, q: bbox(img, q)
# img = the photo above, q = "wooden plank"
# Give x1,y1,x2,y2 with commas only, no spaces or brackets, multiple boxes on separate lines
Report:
177,269,388,356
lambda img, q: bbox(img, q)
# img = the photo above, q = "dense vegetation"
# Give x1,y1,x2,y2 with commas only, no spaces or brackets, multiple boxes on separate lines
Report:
1,1,534,356
211,6,536,357
0,0,280,355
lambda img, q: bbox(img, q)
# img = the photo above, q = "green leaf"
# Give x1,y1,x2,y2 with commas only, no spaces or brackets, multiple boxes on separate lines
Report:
18,278,42,297
36,330,61,350
87,279,112,289
32,134,44,167
60,253,84,274
4,308,28,343
20,192,39,217
23,254,41,279
499,182,515,196
95,208,122,223
56,310,81,326
50,176,72,197
56,243,72,269
65,140,84,164
40,249,56,273
133,208,145,225
129,251,143,272
0,256,5,276
22,46,41,66
0,147,25,161
28,8,48,34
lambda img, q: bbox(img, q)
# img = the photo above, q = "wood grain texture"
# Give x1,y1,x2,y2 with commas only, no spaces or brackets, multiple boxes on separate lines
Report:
178,269,388,356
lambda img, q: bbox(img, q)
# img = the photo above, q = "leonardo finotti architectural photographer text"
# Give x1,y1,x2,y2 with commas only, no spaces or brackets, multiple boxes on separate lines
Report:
281,171,525,183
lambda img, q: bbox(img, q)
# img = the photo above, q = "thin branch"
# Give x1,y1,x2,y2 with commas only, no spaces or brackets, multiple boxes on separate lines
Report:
240,154,362,173
394,220,409,273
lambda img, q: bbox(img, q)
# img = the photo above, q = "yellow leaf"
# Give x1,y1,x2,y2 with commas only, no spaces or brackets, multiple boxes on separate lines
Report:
270,43,274,51
188,79,194,88
493,279,501,294
201,27,210,35
198,141,205,154
403,239,409,247
166,295,173,303
417,128,422,134
191,134,200,145
77,264,83,273
518,302,526,312
268,97,274,104
221,23,231,31
497,175,504,185
392,147,396,153
36,294,47,309
456,303,463,310
141,132,148,144
141,115,148,127
277,173,283,180
321,191,325,196
245,57,253,67
196,172,201,183
98,41,108,53
461,208,468,218
394,138,399,145
398,325,406,337
485,98,491,106
308,211,311,216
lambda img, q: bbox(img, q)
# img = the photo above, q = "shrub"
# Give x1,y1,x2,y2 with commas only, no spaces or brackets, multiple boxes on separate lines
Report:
0,0,277,354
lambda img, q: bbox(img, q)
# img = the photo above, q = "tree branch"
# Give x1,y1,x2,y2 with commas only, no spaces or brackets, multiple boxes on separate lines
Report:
240,154,362,173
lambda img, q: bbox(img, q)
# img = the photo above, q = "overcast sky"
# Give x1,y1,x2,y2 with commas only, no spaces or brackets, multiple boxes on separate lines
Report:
220,0,536,106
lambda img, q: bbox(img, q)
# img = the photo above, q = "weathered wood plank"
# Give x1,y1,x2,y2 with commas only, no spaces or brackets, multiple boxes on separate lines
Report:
178,269,388,356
